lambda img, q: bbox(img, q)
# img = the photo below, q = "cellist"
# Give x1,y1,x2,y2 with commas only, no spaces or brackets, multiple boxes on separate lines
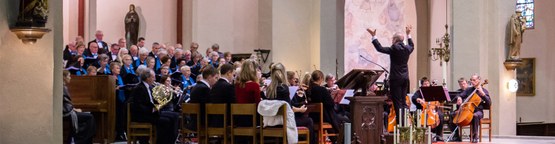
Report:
411,77,444,141
449,74,491,143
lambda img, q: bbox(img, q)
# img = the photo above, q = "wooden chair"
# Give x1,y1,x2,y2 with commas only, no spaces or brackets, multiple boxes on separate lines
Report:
181,103,204,143
297,127,310,144
306,103,337,143
260,104,288,144
205,104,228,144
480,107,492,142
230,104,258,143
126,103,155,144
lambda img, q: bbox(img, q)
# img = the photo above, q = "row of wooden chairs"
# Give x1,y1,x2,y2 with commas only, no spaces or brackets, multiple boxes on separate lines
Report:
126,103,337,144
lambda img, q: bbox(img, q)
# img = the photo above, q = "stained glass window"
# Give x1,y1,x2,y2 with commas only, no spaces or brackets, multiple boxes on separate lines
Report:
516,0,535,29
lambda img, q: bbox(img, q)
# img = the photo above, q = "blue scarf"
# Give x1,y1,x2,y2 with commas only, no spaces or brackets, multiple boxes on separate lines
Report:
181,75,195,94
76,67,87,76
116,75,126,103
125,65,135,75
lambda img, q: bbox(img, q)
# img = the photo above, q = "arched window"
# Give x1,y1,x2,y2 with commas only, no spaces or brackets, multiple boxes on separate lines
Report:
516,0,535,29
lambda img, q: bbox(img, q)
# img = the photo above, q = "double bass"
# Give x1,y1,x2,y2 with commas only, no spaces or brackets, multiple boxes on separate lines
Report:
387,95,411,132
453,79,488,126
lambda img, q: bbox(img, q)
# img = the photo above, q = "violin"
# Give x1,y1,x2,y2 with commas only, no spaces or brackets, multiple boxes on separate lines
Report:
453,79,488,126
387,95,411,132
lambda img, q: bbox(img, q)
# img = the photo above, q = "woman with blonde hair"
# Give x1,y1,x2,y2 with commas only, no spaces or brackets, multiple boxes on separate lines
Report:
116,48,129,64
234,59,261,104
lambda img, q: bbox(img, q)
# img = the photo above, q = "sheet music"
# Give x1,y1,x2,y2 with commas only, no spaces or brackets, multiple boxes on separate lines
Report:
339,89,355,105
289,86,299,100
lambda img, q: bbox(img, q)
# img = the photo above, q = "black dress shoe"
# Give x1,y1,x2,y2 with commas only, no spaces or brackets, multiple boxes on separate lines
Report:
451,137,462,142
471,138,479,143
435,135,444,141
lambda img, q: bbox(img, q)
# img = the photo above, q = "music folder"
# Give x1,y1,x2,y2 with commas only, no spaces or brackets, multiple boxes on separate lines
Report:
420,86,451,102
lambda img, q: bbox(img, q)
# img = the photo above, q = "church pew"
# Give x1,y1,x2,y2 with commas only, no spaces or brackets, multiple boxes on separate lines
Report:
66,75,116,143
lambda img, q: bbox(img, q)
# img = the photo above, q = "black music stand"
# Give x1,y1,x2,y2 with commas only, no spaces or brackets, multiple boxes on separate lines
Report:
420,86,450,102
336,69,384,96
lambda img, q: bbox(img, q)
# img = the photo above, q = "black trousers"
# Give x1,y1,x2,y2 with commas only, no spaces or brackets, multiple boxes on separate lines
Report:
115,101,127,136
389,78,409,123
156,111,180,144
449,110,483,139
296,116,317,144
74,112,96,144
433,111,444,136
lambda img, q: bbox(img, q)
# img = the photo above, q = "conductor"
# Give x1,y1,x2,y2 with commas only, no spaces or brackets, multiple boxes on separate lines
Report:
367,26,414,123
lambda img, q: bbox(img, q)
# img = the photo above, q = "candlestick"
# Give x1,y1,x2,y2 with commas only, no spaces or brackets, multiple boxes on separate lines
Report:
394,126,397,144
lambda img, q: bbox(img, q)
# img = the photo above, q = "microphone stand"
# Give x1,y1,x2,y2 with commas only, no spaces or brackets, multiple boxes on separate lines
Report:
359,55,390,94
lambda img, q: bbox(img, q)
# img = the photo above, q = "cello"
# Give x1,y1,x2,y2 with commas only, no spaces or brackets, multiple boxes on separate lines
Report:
453,79,488,126
387,95,411,132
419,101,440,128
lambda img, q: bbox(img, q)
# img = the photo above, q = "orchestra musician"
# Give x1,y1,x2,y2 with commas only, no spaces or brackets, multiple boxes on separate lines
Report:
129,67,179,144
367,25,414,123
411,77,444,141
63,70,96,144
449,74,491,143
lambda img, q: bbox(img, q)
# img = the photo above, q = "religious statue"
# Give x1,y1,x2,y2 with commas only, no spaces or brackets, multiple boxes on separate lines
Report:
125,4,140,47
508,10,526,60
16,0,49,27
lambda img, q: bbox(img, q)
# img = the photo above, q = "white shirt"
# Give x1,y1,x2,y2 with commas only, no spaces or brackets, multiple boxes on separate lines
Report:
200,79,211,88
143,81,154,104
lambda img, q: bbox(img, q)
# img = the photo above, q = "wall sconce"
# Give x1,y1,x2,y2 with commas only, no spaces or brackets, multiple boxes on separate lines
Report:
429,24,451,66
254,48,271,63
507,79,519,93
10,0,51,44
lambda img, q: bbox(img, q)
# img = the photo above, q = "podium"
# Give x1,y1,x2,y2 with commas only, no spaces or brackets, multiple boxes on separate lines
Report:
337,69,386,144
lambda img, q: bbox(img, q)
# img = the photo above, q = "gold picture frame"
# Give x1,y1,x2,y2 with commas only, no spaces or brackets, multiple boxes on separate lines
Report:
516,58,535,96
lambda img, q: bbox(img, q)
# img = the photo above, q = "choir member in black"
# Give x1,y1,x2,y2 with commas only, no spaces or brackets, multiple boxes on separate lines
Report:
129,67,179,144
86,66,97,76
145,56,156,71
88,30,108,54
120,55,136,77
63,41,77,61
177,66,195,98
129,45,139,61
156,65,171,82
133,48,149,70
148,42,161,58
66,43,86,68
63,70,96,144
367,25,414,124
411,77,444,141
457,77,469,92
223,52,234,65
109,62,128,141
93,54,111,75
449,74,491,143
209,64,235,103
188,53,202,76
209,51,220,68
187,65,218,131
172,49,184,71
158,56,173,74
267,63,316,144
67,55,88,76
307,70,349,139
108,43,120,62
84,42,100,60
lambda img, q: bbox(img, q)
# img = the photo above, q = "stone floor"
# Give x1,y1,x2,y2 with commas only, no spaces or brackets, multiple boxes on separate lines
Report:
108,135,555,144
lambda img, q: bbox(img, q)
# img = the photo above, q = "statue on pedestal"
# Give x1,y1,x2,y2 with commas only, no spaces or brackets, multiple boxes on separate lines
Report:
16,0,49,27
125,4,140,47
508,10,526,60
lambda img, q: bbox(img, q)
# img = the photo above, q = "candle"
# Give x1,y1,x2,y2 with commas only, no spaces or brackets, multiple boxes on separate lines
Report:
428,126,431,144
410,126,413,144
399,108,402,127
394,126,397,144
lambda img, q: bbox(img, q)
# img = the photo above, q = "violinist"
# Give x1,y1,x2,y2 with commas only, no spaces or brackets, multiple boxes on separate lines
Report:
411,77,444,141
449,74,491,143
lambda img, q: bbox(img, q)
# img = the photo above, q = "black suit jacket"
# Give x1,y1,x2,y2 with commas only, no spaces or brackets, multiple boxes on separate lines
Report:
88,40,108,54
63,45,74,61
209,79,236,103
129,82,158,123
190,82,210,104
372,38,414,80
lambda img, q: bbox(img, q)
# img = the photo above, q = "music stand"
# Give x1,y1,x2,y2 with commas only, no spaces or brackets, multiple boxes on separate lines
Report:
420,86,451,102
336,69,384,96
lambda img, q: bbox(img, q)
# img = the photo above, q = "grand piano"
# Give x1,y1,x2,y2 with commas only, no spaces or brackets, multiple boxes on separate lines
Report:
66,75,116,143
